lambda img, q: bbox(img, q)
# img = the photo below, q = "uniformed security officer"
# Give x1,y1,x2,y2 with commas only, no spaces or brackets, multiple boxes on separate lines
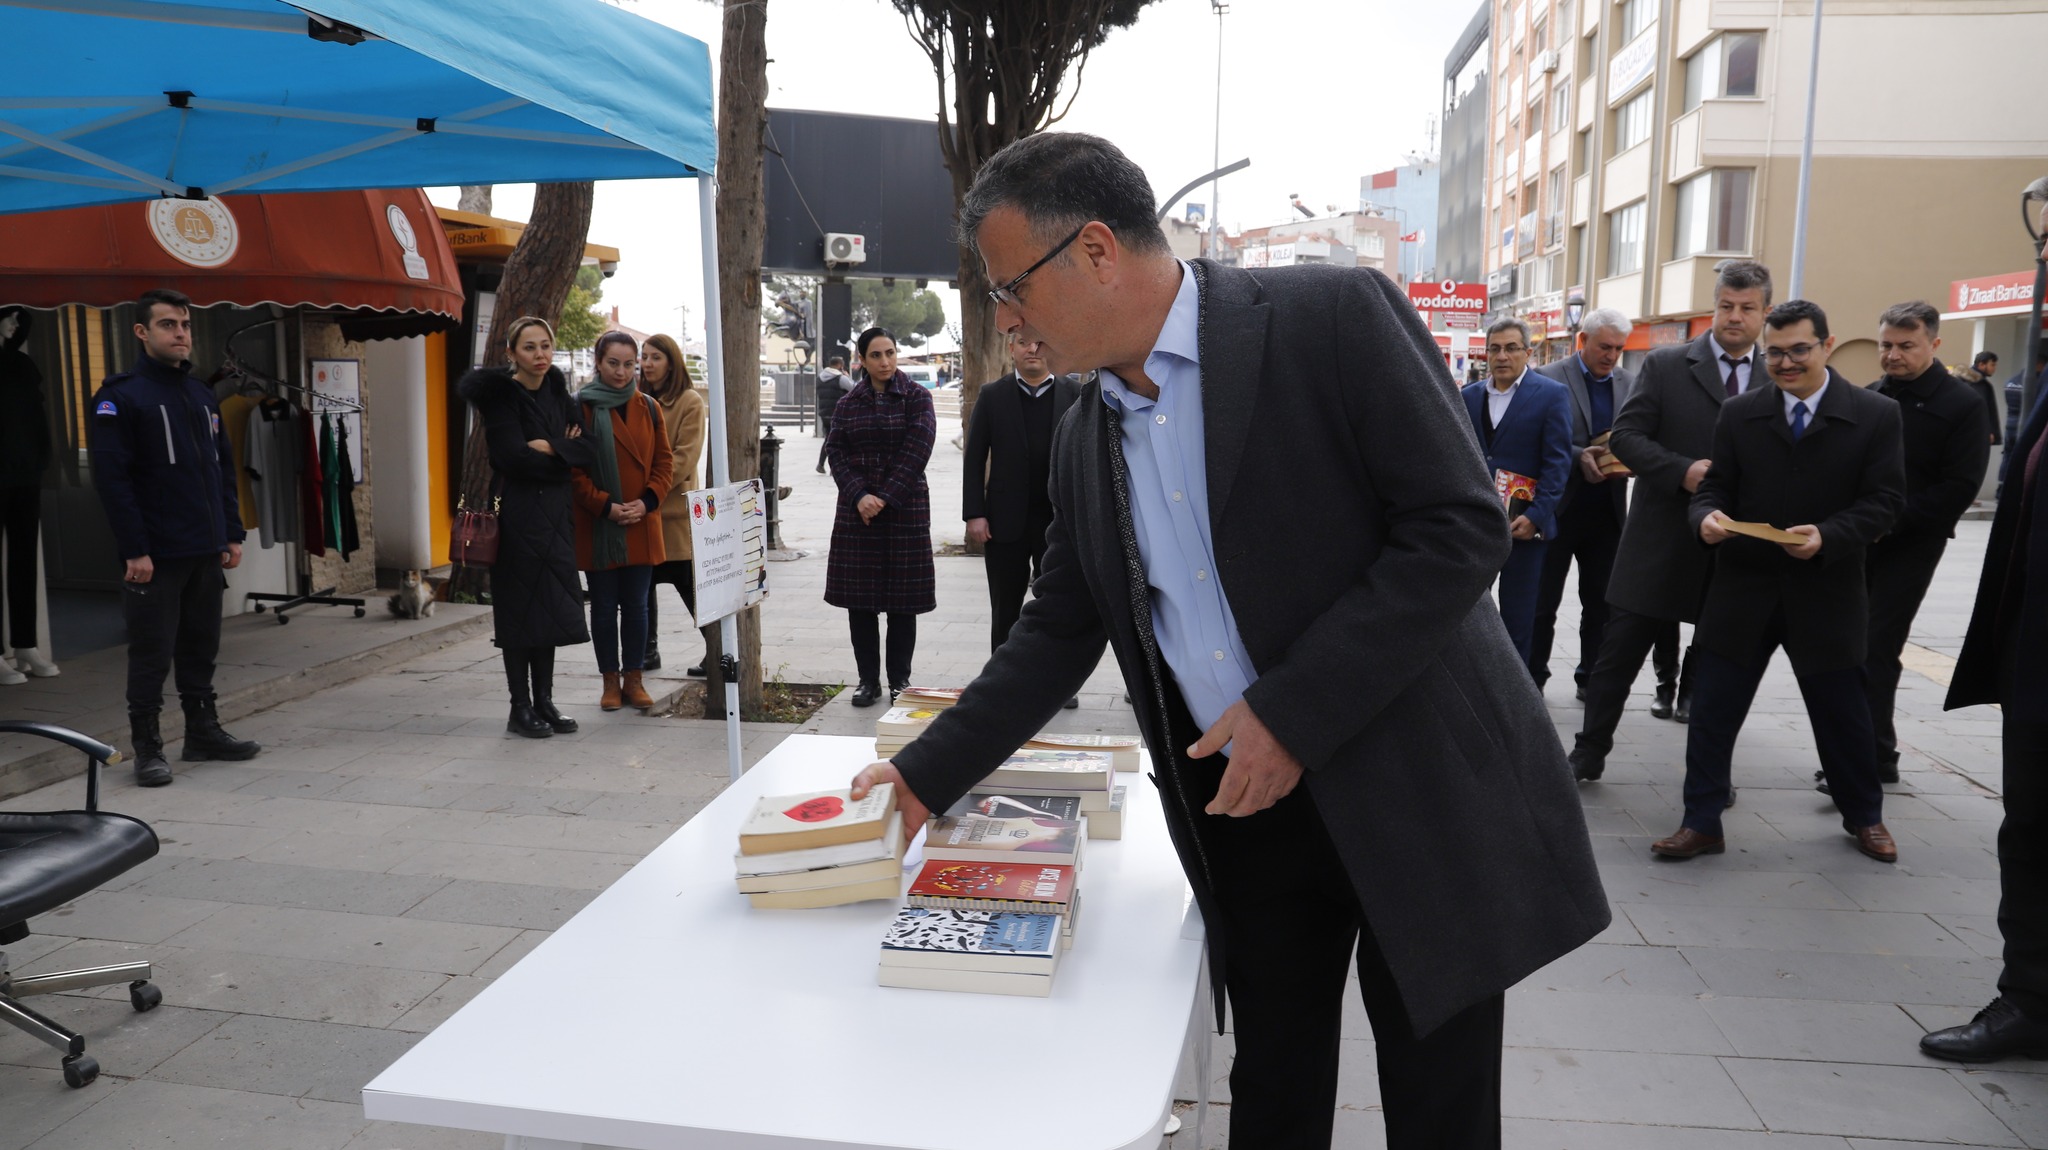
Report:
88,287,260,786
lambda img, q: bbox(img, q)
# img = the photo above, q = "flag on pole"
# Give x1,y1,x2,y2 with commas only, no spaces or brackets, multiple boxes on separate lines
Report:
1399,230,1425,243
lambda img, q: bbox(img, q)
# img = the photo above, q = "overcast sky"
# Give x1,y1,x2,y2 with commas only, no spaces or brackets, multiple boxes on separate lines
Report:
430,0,1479,353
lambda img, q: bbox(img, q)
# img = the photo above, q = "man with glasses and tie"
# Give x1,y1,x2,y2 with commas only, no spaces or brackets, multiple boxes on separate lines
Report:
1651,299,1906,862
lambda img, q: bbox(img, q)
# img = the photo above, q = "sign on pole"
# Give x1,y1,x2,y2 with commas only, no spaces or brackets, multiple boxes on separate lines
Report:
689,479,769,626
1407,280,1488,328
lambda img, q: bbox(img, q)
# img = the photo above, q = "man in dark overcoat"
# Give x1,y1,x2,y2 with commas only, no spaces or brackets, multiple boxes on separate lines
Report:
850,132,1608,1149
1568,260,1770,780
962,334,1083,656
1658,299,1906,862
1531,308,1649,701
1922,207,2048,1064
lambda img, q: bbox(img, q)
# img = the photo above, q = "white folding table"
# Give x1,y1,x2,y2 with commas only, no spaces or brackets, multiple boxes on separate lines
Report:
362,734,1209,1150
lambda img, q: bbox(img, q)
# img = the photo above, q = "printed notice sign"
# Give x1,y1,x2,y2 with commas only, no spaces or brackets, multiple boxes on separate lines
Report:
689,479,769,625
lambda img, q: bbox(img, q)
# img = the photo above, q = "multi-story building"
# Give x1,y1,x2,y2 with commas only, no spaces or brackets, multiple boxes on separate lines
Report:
1474,0,2048,379
1236,210,1408,281
1361,158,1442,284
1438,2,1493,287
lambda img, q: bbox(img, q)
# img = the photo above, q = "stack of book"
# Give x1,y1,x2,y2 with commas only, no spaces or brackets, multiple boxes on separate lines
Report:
881,814,1084,996
734,785,905,909
1023,731,1142,772
876,907,1063,996
950,748,1126,839
873,705,941,757
893,686,964,710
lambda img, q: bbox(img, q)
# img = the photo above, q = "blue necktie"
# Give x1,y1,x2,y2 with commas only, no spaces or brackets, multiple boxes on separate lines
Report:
1791,400,1809,442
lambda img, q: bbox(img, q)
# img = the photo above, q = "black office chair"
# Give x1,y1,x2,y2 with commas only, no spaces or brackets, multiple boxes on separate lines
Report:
0,720,163,1088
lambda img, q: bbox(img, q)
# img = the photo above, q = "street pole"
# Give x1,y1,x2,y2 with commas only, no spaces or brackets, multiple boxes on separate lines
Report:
1787,0,1824,299
2024,179,2048,427
1208,1,1227,260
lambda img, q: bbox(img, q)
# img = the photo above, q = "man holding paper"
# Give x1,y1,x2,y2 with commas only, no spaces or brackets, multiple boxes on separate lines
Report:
1656,299,1906,862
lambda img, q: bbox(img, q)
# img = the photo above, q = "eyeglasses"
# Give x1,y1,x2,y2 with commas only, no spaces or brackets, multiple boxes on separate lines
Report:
987,220,1101,308
1763,343,1820,363
1486,344,1528,355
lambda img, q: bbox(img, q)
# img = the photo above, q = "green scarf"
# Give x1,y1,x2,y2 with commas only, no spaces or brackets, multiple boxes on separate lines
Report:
577,381,639,570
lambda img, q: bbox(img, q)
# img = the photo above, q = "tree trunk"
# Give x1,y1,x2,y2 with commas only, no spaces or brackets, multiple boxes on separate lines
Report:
457,185,493,215
709,0,769,719
451,181,595,599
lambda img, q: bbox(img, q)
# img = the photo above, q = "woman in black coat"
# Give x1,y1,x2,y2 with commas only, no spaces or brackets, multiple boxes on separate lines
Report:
0,306,54,682
457,316,598,738
823,327,936,706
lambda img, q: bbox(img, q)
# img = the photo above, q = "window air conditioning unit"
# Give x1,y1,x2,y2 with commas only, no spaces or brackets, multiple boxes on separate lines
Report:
825,233,867,265
1535,49,1559,74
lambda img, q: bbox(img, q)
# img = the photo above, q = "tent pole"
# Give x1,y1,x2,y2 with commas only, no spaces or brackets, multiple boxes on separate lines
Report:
698,176,743,783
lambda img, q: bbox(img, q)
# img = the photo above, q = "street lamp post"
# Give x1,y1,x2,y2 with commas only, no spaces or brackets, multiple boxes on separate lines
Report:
2024,177,2048,426
1787,0,1824,299
1207,1,1228,260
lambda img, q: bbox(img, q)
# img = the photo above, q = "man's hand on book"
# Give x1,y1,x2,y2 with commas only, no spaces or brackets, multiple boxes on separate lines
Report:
851,761,931,830
1189,700,1303,818
1578,447,1610,485
1508,515,1537,541
1780,524,1822,560
1700,510,1731,545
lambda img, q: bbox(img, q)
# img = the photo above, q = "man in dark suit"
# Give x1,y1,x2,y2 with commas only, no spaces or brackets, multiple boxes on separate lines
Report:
1815,302,1986,794
962,334,1084,655
1532,309,1644,699
1922,209,2048,1063
848,132,1608,1149
1461,318,1572,672
1653,299,1906,862
1568,260,1772,781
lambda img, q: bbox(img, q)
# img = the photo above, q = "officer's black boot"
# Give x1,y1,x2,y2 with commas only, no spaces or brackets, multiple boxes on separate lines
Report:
129,710,173,787
644,595,663,671
180,696,261,761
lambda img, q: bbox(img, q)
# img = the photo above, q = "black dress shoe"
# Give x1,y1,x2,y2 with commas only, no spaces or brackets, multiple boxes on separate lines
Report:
687,663,707,678
1568,747,1605,782
1063,696,1080,709
888,683,907,703
1649,683,1675,720
1921,998,2048,1063
1878,758,1900,785
1575,683,1587,702
1674,692,1691,724
532,699,578,735
1726,786,1737,809
851,681,882,708
507,704,553,738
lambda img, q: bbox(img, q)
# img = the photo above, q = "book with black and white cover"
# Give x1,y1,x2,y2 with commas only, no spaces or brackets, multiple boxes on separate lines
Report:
877,907,1061,975
980,749,1113,792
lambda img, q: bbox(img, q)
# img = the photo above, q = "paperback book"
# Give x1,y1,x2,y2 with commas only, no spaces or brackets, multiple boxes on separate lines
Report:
1023,732,1141,772
981,749,1113,792
924,813,1084,867
877,907,1060,993
907,859,1077,916
737,784,895,856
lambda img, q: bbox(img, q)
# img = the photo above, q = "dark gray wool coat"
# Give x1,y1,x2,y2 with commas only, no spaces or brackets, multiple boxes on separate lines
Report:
459,366,598,649
893,259,1610,1036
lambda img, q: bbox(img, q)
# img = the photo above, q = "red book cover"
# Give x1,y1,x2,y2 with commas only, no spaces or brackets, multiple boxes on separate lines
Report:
1494,468,1536,519
907,859,1076,912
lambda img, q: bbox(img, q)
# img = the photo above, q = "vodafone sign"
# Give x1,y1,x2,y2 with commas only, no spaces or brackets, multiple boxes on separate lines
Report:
1408,280,1488,315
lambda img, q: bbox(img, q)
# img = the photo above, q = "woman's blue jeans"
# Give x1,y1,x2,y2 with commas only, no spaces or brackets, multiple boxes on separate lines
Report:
586,565,654,674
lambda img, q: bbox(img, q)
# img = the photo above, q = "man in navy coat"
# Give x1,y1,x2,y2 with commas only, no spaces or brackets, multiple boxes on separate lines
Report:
1462,318,1573,674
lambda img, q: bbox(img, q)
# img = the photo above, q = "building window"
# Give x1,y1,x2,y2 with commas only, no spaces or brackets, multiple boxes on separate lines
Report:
1607,200,1645,276
1570,223,1586,286
1682,32,1762,112
1614,89,1652,152
1575,128,1591,168
1672,169,1753,258
1617,0,1651,42
1552,77,1573,132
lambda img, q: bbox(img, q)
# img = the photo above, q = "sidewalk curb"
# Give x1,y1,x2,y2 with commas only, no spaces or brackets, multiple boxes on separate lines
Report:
0,610,493,802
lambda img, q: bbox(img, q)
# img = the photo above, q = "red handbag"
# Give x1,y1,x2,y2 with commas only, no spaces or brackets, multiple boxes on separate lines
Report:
450,487,501,568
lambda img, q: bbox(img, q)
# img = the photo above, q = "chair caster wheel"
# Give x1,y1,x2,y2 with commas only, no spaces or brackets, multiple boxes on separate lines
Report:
353,607,365,617
130,981,161,1012
62,1054,98,1088
277,614,290,625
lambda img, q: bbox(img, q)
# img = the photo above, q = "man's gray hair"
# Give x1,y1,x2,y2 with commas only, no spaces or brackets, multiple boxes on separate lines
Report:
1485,317,1532,344
1580,307,1633,338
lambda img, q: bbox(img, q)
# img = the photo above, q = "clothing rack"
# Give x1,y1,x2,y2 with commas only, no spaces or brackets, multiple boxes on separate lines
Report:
220,320,367,624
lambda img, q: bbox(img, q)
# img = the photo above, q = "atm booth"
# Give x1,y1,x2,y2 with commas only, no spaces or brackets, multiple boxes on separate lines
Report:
0,189,462,662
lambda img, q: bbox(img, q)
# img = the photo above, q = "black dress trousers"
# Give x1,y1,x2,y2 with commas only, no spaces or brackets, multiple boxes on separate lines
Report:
123,554,225,712
1530,492,1622,687
1162,689,1505,1150
982,508,1053,653
1863,531,1949,767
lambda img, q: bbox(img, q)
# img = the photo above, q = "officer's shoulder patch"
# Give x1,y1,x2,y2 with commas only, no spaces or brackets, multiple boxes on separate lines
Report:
95,399,118,417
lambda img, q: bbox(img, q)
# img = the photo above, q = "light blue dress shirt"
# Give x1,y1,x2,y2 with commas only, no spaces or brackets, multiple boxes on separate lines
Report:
1097,262,1260,739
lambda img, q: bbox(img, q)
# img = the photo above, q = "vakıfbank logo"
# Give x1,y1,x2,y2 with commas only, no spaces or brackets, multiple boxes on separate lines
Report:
147,197,239,269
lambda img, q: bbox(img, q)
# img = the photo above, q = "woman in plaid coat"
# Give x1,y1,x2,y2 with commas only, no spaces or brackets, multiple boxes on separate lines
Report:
824,327,937,706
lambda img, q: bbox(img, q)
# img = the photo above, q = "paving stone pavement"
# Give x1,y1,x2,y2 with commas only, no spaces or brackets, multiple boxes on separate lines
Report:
0,419,2036,1148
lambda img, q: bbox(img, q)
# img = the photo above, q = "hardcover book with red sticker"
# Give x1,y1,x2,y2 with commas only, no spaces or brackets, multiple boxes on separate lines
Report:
737,784,896,856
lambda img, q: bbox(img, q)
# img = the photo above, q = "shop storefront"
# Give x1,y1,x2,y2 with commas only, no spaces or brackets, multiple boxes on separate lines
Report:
0,189,461,662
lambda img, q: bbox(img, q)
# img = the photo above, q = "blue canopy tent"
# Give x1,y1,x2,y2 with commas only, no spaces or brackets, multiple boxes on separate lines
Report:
0,0,749,777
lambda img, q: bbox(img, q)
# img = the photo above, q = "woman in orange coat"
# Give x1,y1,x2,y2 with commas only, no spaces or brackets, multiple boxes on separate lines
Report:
571,331,674,711
639,332,708,675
